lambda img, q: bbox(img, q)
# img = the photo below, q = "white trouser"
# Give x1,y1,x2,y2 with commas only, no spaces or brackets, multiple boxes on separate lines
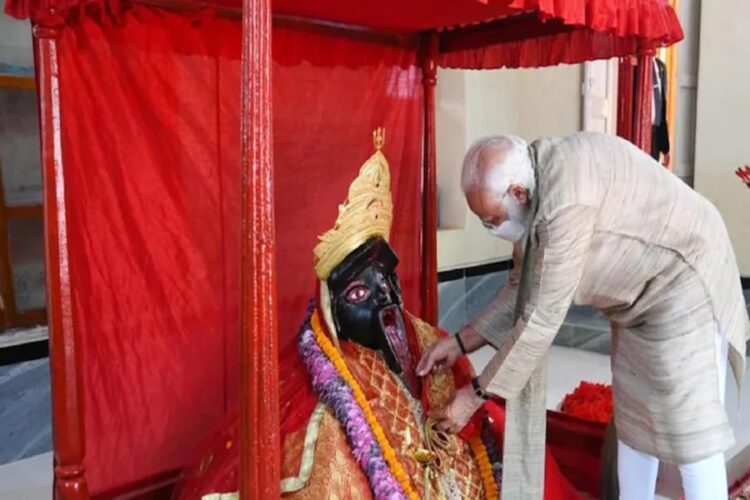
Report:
618,329,729,500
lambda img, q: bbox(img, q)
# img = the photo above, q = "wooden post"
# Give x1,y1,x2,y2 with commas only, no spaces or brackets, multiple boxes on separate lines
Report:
420,33,439,326
239,0,280,497
33,22,89,500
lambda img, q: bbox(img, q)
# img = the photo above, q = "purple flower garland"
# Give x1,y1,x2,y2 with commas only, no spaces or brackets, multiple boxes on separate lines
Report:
298,312,407,500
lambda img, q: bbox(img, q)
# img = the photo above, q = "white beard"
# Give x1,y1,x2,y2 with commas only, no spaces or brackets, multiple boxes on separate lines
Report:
487,194,530,242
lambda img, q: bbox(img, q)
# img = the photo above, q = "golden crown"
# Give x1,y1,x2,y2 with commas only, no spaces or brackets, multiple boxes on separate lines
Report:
313,128,393,280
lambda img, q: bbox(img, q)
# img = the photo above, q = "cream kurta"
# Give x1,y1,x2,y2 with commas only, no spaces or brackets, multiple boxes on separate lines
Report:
474,131,749,464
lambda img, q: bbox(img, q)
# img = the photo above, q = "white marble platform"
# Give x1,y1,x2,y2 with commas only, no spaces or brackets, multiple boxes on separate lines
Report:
0,452,51,500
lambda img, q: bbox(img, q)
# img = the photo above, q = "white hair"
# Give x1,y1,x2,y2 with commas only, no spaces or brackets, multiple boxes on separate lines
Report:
461,135,535,196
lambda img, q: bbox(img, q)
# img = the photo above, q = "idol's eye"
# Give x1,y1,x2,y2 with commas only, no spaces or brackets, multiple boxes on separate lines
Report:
345,285,371,303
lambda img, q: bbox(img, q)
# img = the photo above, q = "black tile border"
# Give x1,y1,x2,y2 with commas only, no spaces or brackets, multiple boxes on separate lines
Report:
0,340,49,366
438,259,513,283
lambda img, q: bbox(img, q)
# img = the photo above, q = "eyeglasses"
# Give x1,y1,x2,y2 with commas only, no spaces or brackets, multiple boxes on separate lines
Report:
480,192,509,229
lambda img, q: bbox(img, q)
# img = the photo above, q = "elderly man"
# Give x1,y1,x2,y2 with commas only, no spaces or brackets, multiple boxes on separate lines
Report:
418,132,749,500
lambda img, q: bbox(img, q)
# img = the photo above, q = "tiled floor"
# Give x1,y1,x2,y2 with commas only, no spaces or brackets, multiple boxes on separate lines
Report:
0,357,51,465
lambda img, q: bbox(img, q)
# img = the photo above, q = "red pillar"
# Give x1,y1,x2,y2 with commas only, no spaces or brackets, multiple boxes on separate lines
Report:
239,0,281,497
420,33,439,326
34,22,89,500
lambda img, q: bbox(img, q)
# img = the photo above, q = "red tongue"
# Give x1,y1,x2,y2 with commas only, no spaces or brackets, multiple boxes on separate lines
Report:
381,309,420,398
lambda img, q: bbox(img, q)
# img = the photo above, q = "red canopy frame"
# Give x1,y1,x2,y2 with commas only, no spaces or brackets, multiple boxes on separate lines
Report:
9,0,682,497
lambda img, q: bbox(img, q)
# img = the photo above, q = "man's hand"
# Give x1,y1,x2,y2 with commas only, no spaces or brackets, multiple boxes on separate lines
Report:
416,336,461,376
416,326,486,377
429,384,484,433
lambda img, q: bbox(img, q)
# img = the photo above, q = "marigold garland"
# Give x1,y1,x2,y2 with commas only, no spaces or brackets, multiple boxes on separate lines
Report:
310,312,419,500
469,437,499,500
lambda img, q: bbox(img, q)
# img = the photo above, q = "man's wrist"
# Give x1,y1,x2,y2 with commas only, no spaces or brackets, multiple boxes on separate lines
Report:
460,325,485,353
455,331,468,354
477,368,493,398
471,377,489,401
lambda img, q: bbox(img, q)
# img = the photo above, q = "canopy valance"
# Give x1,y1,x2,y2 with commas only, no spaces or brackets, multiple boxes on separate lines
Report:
6,0,683,69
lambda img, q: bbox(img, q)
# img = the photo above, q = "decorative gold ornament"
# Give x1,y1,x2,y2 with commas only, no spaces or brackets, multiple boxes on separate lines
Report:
313,127,393,280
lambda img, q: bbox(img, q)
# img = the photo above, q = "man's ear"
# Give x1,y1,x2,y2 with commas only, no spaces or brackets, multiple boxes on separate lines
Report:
509,184,529,205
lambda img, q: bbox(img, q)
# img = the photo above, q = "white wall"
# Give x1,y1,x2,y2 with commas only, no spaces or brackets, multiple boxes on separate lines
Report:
693,0,750,276
0,11,33,68
436,65,582,271
514,66,583,139
673,0,702,186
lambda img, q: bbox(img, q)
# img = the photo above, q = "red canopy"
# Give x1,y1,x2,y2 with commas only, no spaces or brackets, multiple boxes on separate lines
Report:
7,0,682,69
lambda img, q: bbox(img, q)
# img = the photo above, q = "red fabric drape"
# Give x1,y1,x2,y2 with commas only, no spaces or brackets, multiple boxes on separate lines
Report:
439,0,682,69
616,54,653,151
59,10,236,494
57,6,421,494
616,57,636,140
632,54,654,152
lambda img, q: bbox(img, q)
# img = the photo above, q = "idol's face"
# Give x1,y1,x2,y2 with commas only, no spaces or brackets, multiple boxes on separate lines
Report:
328,238,419,396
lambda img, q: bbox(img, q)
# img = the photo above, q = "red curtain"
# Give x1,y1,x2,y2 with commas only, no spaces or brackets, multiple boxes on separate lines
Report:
632,54,654,153
438,0,682,69
616,57,636,140
616,54,653,151
57,5,421,494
